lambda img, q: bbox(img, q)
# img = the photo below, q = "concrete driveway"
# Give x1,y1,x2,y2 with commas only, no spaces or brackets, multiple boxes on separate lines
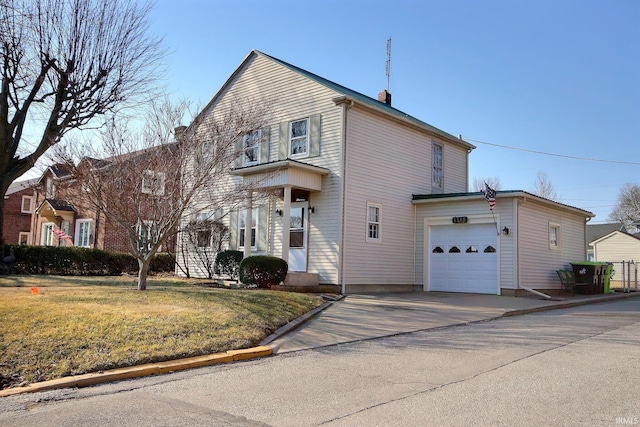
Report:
264,291,640,353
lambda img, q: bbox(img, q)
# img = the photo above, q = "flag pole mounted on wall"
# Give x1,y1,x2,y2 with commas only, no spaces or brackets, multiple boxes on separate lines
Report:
482,182,500,236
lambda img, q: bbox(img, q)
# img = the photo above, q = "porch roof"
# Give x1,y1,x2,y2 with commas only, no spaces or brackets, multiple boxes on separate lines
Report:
230,159,329,192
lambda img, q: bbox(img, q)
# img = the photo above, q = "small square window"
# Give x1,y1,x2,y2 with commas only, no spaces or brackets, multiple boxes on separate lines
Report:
142,171,166,195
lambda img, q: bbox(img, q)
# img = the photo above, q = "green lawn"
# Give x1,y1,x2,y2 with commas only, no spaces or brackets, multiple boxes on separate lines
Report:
0,275,323,389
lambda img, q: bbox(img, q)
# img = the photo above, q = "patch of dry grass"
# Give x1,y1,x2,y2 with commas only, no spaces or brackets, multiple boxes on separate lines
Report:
0,275,323,388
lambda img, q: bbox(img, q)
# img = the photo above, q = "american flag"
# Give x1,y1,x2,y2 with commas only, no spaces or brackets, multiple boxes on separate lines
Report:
482,182,496,210
53,228,73,243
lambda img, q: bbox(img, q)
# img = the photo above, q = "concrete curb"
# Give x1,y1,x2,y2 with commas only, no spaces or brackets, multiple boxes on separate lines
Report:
501,291,640,317
0,346,272,398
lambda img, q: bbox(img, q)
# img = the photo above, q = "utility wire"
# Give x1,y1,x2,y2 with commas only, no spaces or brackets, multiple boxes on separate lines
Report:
466,138,640,166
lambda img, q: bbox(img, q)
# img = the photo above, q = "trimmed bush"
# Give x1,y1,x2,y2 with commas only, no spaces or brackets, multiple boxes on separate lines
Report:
1,245,172,276
239,256,288,289
214,250,243,280
150,253,176,273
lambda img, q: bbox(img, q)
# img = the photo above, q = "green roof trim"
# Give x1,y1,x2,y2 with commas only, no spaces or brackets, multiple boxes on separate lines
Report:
412,190,594,217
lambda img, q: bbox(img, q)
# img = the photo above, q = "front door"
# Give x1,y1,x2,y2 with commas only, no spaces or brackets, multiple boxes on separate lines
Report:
288,202,308,272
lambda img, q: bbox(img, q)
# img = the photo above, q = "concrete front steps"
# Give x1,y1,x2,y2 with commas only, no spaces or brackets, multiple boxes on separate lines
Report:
272,272,340,293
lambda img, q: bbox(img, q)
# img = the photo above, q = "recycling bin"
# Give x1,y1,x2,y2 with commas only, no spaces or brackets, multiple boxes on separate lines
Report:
570,262,609,294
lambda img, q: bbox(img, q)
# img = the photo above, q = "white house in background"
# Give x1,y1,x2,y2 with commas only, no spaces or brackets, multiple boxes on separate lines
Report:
178,50,594,295
590,230,640,264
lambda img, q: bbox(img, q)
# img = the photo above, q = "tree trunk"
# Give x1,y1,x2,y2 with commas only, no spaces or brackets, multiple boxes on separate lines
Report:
137,257,151,291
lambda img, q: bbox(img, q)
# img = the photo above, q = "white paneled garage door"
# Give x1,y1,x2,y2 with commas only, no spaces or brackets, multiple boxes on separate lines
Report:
428,223,498,294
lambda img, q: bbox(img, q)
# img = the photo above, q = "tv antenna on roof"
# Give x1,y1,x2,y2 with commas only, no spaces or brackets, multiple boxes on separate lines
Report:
386,37,391,92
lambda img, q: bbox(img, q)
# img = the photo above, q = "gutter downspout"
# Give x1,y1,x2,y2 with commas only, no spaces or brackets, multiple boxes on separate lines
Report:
338,100,354,295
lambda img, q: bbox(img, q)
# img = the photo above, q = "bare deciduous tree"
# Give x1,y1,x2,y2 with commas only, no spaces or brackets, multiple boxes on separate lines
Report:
54,97,271,290
609,183,640,227
531,171,558,200
0,0,164,244
472,176,502,192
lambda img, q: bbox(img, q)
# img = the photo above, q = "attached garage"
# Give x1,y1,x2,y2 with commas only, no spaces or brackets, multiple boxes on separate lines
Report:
413,191,594,296
429,223,498,294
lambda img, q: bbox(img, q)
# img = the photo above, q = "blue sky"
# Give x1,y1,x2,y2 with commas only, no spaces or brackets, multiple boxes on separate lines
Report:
146,0,639,223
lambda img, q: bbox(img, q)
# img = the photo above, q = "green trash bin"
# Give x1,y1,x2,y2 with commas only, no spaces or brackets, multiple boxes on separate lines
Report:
571,262,611,294
603,263,613,293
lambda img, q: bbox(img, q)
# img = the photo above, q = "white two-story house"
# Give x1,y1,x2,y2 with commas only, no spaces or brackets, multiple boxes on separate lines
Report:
178,50,593,296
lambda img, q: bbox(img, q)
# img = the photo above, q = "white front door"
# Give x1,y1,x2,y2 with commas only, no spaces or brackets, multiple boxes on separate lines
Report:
288,202,308,272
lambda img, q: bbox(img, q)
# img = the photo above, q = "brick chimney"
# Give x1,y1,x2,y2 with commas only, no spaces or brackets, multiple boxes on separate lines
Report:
174,126,187,141
378,89,391,106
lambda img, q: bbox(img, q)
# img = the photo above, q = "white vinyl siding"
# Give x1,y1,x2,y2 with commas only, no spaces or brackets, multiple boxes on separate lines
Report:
592,232,640,262
342,107,470,287
183,53,343,284
518,201,586,290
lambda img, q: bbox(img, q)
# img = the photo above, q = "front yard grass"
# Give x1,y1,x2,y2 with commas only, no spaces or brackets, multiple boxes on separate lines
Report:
0,275,324,389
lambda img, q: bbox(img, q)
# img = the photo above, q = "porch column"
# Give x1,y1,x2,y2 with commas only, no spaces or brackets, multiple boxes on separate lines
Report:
281,186,291,262
244,190,253,259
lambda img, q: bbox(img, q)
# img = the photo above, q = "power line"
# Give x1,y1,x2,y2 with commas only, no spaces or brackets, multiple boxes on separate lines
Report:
466,138,640,166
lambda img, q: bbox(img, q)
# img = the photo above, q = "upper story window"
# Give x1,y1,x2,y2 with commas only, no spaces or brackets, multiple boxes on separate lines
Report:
290,118,309,158
46,178,56,198
242,129,261,166
366,202,381,242
142,170,166,195
432,142,443,192
75,219,93,248
21,195,33,213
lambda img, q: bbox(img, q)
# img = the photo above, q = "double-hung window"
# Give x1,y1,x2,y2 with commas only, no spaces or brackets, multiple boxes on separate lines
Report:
21,195,33,214
549,223,560,249
239,209,257,249
432,142,443,192
75,219,92,248
242,130,261,166
290,118,309,158
366,203,381,242
137,220,160,252
41,223,54,246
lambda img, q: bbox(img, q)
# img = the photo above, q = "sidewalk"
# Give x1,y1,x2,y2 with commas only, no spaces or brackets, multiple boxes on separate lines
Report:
262,291,640,353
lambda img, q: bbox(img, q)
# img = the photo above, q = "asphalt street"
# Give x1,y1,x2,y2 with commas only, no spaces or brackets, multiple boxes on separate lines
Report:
1,298,639,426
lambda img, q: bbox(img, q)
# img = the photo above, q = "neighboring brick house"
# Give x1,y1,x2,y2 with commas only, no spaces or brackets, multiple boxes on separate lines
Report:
29,149,177,254
3,178,38,245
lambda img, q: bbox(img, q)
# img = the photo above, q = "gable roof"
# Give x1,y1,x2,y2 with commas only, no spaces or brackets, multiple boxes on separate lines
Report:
590,229,640,246
6,178,38,196
587,223,626,245
412,190,594,218
194,50,475,151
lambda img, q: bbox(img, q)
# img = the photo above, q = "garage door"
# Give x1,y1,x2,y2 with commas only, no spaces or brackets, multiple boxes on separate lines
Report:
428,223,498,294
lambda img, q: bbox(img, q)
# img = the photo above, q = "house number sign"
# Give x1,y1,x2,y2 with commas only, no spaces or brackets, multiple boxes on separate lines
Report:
452,216,468,224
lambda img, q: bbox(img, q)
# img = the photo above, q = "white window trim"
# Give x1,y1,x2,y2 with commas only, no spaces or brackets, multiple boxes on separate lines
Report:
289,118,309,159
21,195,34,213
238,209,257,249
432,141,444,191
75,219,93,248
18,232,31,245
142,170,166,195
549,222,561,250
366,202,382,243
242,129,261,167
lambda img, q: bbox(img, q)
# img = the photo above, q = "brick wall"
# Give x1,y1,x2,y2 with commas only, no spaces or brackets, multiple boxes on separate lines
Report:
3,187,35,244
